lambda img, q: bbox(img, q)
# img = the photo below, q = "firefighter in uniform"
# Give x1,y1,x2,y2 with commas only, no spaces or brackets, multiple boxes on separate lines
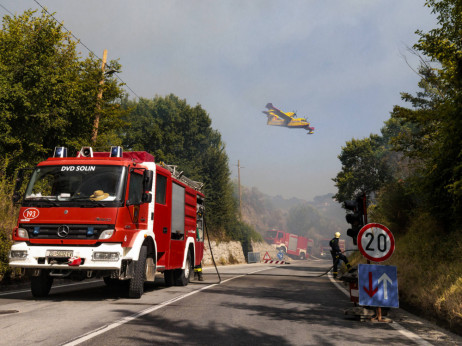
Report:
330,232,351,278
194,207,205,281
194,264,204,281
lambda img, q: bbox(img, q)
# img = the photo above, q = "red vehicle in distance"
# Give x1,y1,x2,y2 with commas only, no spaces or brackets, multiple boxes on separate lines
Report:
264,230,313,260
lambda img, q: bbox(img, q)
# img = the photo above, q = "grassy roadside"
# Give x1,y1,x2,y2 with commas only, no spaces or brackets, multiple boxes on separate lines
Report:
389,214,462,333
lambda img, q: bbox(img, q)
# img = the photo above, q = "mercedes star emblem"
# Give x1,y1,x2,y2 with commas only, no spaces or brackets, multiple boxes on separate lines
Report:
57,225,70,238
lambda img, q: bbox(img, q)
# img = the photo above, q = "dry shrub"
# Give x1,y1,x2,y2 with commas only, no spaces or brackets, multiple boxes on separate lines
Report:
388,213,462,332
228,253,239,264
0,174,20,280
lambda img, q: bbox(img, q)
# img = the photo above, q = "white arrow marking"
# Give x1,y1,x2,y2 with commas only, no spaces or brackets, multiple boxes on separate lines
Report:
378,273,393,299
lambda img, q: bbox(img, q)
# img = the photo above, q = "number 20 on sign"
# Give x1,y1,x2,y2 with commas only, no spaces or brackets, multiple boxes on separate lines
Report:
357,223,395,262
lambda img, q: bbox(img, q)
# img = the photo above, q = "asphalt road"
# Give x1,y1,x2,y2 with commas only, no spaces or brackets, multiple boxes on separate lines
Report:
0,259,461,345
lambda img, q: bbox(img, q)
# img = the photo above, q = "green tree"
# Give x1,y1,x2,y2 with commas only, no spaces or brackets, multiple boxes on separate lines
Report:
333,135,392,203
0,9,126,175
391,0,462,223
121,95,237,236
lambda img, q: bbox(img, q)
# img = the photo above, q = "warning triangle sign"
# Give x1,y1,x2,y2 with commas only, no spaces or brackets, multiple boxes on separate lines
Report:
263,251,272,261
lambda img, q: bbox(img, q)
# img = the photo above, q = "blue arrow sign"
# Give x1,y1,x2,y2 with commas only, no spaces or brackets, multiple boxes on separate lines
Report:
358,264,399,308
277,251,284,260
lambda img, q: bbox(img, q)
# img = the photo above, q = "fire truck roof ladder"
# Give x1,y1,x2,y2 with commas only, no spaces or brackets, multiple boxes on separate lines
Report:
160,163,204,192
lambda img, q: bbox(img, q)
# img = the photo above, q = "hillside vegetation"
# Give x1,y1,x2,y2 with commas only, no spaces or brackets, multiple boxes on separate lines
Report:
237,184,344,245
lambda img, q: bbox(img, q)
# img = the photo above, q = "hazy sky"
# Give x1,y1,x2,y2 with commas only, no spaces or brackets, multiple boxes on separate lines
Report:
2,1,436,201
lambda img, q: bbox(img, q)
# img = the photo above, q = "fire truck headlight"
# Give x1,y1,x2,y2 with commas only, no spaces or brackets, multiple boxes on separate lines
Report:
10,250,28,259
17,228,29,239
92,252,120,261
99,229,115,240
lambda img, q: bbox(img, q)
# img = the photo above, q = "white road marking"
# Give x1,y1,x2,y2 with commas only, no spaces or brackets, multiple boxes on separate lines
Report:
328,273,433,346
62,267,271,346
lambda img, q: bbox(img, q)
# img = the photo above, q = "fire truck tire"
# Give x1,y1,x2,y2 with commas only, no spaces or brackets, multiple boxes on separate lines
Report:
300,253,306,260
31,270,54,298
128,246,147,298
173,251,192,286
164,270,174,287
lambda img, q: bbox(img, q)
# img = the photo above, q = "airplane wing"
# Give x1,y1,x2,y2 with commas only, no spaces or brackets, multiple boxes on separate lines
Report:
263,110,283,119
265,103,292,122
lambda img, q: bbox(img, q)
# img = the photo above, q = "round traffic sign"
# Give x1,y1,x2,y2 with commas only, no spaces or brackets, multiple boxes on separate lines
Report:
357,223,395,262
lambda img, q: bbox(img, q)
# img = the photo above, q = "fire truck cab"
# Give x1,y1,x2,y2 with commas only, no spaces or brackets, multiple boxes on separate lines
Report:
9,146,205,298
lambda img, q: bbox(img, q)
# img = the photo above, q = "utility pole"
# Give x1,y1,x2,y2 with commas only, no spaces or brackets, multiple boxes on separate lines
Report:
91,49,108,145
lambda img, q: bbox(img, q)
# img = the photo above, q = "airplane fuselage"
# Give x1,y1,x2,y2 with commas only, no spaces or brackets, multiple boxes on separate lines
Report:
263,104,315,134
266,115,311,128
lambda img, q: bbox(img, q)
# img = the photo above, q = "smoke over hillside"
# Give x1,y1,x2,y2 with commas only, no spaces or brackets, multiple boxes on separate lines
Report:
234,183,345,242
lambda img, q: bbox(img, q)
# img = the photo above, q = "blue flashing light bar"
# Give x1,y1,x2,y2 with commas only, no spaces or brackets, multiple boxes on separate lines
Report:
110,146,123,157
53,147,68,158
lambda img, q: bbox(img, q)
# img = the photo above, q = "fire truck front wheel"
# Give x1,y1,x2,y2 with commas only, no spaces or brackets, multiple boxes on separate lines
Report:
31,270,54,298
128,246,147,299
173,251,192,286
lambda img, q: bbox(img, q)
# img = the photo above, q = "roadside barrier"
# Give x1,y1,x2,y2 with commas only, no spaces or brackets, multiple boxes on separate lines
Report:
263,260,286,264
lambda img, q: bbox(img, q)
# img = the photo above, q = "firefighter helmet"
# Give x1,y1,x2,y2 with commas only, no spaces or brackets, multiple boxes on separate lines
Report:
335,232,341,238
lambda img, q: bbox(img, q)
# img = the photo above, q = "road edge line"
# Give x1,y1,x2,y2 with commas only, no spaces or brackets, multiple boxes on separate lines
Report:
328,273,432,346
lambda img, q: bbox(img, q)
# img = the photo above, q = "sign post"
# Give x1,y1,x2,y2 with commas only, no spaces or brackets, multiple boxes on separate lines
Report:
358,264,399,308
357,223,395,262
357,223,398,321
262,252,272,261
277,251,284,260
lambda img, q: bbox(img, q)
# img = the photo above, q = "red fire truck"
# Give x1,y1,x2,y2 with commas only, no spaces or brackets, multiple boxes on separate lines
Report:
264,230,313,260
9,146,205,299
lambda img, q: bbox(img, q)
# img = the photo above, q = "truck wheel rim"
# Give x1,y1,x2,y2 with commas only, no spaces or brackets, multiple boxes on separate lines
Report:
185,257,191,278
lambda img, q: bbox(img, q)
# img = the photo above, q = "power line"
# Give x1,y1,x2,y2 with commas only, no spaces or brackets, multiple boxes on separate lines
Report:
0,2,14,16
32,0,140,99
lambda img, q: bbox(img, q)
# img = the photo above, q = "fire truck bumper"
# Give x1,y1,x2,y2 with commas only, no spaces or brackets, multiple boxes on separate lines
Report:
9,242,126,270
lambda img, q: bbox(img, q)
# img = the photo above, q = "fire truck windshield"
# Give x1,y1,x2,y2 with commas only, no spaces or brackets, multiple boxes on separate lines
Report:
23,165,126,207
266,230,278,238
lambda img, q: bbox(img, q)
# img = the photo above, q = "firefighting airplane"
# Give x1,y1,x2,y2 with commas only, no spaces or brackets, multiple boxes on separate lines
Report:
262,103,315,134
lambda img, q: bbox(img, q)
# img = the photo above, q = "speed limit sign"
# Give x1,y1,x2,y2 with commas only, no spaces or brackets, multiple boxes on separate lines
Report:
357,223,395,262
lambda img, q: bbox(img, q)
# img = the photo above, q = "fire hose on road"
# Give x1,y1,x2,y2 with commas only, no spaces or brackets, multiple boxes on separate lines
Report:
203,216,222,283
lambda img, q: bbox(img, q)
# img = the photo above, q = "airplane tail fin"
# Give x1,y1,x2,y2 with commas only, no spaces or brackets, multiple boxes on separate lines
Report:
265,103,274,110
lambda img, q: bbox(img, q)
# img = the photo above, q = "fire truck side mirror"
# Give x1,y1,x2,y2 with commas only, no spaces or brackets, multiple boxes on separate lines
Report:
12,169,26,204
143,170,154,192
142,192,152,204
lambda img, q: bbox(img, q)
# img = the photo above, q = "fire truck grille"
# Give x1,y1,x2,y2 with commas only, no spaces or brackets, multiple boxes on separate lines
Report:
19,224,115,240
